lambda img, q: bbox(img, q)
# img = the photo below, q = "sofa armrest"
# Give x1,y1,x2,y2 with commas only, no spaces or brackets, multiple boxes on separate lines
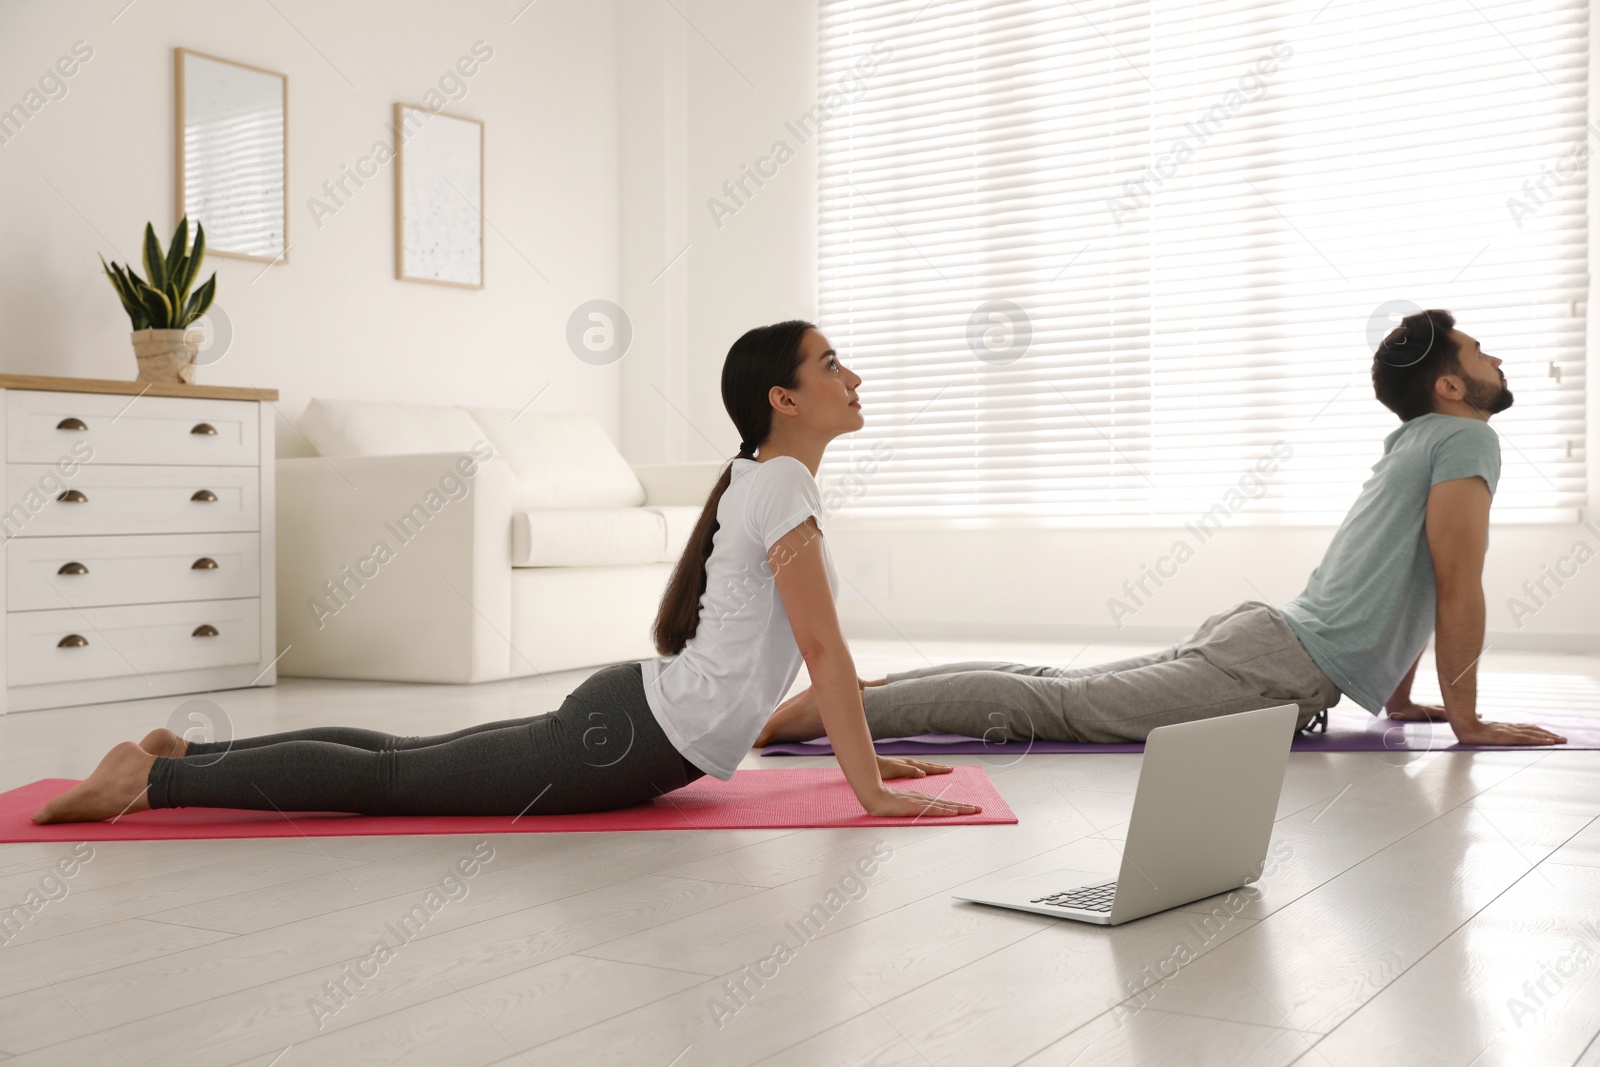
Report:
632,461,726,507
276,448,518,683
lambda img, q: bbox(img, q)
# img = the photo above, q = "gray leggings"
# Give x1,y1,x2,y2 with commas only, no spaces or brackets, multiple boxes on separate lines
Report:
861,601,1343,744
146,663,704,816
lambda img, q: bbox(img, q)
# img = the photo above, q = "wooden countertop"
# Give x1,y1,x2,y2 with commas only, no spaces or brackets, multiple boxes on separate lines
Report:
0,374,278,402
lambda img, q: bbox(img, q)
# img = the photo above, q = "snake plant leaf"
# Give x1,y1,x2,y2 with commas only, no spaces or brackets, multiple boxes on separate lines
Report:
142,223,167,292
164,217,189,277
164,281,185,323
99,254,131,303
101,257,150,329
107,263,139,315
182,273,218,325
178,223,207,294
112,270,144,316
105,260,130,298
139,283,173,329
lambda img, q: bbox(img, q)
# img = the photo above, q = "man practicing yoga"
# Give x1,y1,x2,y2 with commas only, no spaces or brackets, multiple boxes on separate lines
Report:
757,309,1568,750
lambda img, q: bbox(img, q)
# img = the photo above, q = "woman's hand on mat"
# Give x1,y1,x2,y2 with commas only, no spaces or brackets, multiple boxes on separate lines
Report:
862,787,982,818
875,755,954,780
1385,700,1449,722
1450,719,1567,746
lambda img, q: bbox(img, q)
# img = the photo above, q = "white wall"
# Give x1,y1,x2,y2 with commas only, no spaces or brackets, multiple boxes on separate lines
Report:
619,0,1600,652
617,0,819,468
13,0,1586,650
0,0,624,456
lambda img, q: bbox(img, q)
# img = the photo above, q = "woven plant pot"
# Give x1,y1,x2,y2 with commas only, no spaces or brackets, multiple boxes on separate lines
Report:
131,328,199,384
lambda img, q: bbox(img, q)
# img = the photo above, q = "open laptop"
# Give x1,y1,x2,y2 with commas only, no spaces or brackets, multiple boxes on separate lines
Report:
951,703,1299,925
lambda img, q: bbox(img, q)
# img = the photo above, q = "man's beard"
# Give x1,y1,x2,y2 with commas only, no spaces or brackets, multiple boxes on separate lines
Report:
1465,373,1514,415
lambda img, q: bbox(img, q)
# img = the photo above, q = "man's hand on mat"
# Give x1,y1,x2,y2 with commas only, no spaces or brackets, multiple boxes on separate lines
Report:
1385,700,1449,722
1450,719,1567,746
875,755,954,780
862,787,982,818
1388,700,1566,744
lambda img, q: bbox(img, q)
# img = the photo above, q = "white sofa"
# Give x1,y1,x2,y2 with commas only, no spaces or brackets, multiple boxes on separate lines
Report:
276,398,722,683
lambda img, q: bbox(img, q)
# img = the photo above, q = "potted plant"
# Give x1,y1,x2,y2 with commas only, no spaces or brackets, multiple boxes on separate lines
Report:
100,217,218,384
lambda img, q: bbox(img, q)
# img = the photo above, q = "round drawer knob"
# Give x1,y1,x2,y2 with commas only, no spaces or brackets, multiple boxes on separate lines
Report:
191,624,220,638
191,557,219,570
57,634,89,648
56,489,88,503
55,417,88,432
190,422,218,435
57,561,89,576
190,489,218,503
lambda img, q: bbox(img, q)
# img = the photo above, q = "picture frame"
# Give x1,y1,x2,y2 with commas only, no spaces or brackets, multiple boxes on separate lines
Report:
394,103,484,288
175,48,288,264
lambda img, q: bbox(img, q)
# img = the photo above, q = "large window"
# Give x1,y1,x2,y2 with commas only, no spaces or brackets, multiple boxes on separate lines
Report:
817,0,1588,523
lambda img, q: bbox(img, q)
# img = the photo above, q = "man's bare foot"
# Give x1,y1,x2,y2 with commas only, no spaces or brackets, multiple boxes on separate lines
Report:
1386,701,1448,723
754,685,827,746
139,727,189,758
32,742,156,824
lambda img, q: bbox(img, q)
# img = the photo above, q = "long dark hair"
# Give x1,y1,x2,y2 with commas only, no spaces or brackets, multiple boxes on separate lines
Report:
651,319,815,656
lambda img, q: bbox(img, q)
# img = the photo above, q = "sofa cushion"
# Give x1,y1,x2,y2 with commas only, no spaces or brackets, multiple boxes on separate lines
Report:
511,505,705,567
514,508,664,567
466,407,645,510
652,505,701,562
300,398,485,457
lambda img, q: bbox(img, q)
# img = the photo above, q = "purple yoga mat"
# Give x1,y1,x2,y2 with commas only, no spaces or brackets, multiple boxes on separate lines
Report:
758,705,1600,756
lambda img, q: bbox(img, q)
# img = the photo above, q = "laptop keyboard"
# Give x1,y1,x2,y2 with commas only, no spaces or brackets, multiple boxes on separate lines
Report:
1031,881,1117,912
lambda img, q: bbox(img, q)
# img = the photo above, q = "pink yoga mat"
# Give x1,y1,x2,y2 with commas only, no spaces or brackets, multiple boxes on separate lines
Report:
0,765,1014,843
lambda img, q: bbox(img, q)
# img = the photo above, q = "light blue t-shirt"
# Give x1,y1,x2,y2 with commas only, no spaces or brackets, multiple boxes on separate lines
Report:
1278,413,1501,714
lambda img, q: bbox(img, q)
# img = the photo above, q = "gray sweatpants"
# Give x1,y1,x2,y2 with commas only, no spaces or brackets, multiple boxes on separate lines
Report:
861,601,1342,743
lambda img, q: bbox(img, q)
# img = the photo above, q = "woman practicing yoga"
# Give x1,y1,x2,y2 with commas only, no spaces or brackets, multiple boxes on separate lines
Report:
33,320,982,824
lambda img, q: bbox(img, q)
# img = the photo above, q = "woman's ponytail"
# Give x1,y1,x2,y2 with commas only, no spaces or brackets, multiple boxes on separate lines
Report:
650,319,815,656
652,463,734,655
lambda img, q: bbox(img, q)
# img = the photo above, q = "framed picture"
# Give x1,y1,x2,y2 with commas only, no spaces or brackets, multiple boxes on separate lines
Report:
394,104,484,288
175,48,288,263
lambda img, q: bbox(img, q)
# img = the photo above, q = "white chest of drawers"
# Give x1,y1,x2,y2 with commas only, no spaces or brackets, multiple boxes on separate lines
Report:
0,376,277,713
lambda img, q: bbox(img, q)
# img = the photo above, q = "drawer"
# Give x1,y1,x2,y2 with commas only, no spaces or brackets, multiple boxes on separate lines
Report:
4,464,258,537
8,598,262,687
7,532,260,611
6,390,259,467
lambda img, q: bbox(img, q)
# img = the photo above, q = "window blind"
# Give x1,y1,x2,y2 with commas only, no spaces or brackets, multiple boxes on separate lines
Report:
816,0,1588,524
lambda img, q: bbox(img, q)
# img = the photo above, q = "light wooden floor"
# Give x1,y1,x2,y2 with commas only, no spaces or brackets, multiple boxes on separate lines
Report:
2,638,1599,1067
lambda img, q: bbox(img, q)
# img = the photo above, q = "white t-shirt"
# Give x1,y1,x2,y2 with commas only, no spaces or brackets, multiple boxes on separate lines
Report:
640,456,839,780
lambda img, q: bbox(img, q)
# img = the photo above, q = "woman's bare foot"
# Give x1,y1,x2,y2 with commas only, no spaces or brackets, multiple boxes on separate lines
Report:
139,727,189,758
32,742,156,824
754,685,827,746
